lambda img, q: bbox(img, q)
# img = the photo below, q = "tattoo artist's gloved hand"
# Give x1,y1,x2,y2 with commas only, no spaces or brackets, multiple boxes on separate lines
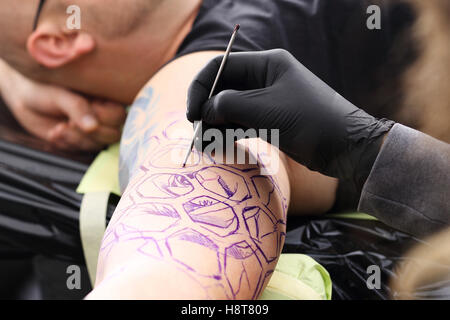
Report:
187,49,395,194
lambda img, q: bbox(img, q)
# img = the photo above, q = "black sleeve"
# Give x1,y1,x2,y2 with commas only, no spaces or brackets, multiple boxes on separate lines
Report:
176,0,415,107
358,124,450,237
175,0,335,84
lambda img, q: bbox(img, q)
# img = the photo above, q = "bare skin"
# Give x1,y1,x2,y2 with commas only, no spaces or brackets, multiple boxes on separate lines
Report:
0,58,126,150
87,52,337,300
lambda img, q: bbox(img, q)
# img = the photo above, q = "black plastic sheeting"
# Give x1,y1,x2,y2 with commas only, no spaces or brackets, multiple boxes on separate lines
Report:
0,138,118,299
0,140,119,262
0,136,424,300
283,217,426,300
0,104,440,299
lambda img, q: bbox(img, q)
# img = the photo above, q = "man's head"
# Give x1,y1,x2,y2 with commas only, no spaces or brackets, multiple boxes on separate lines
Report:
0,0,200,104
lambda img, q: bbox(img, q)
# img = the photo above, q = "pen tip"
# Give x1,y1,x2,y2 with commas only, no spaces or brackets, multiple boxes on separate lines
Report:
234,24,240,32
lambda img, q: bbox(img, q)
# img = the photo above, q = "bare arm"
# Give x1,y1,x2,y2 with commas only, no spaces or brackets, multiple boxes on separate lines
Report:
88,52,336,299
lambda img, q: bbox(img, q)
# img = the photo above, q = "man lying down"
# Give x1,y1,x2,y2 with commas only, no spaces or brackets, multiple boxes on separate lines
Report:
0,0,389,299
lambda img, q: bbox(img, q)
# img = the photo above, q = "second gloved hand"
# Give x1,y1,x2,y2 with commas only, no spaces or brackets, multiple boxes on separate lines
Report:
187,49,395,192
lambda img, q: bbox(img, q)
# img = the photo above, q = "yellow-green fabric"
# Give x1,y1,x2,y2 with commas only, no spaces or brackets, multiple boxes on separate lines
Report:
77,144,121,196
327,212,377,220
259,254,332,300
77,145,334,300
79,191,109,285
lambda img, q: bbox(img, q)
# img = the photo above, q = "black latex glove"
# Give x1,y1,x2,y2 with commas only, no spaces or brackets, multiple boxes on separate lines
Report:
187,49,395,195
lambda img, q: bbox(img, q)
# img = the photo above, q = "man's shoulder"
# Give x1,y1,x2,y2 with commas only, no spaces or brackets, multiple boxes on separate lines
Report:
137,51,225,101
144,51,224,88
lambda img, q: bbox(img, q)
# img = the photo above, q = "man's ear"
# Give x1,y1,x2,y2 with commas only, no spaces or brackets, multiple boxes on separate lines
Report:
27,24,95,69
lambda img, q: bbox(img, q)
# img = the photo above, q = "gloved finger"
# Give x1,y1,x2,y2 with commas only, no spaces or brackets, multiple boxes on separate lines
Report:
187,55,223,123
187,50,290,123
195,121,254,153
187,52,265,122
92,100,127,127
201,88,269,128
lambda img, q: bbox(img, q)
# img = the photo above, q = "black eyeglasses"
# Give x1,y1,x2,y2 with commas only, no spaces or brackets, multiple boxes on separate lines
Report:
33,0,47,31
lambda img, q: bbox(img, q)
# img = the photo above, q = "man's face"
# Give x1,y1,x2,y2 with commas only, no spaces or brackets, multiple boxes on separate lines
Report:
1,0,199,104
0,1,35,70
0,0,163,104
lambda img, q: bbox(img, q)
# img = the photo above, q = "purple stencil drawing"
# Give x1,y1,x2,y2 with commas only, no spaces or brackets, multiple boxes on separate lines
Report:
224,241,263,300
242,206,284,264
139,136,161,160
255,270,275,299
194,167,251,202
183,196,220,213
100,223,141,258
256,153,269,171
137,173,194,199
268,175,288,221
203,283,232,300
251,175,288,222
183,196,239,237
136,237,164,260
101,223,137,249
147,144,202,169
100,221,167,262
165,228,222,280
162,117,191,141
250,175,278,217
125,202,181,233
